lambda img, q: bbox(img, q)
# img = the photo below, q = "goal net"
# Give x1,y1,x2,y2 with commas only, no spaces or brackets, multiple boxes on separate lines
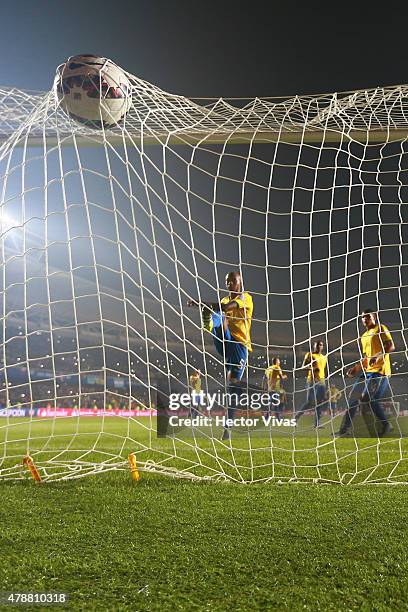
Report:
0,65,407,484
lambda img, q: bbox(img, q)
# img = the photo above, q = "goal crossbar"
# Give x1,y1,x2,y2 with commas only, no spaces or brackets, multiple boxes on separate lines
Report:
1,81,408,150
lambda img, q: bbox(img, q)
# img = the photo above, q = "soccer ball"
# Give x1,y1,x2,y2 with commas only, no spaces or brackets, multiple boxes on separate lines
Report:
55,54,132,127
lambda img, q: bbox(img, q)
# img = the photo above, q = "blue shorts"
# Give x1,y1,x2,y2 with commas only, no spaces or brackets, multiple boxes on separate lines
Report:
348,372,392,404
341,372,393,432
305,381,327,406
296,381,327,425
211,312,248,380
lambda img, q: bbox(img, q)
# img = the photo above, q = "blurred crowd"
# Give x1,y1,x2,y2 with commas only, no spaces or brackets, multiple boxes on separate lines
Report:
0,325,407,411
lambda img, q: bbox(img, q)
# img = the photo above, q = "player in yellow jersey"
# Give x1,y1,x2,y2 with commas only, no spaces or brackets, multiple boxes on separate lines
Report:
263,357,287,416
335,309,395,437
295,340,328,428
328,384,342,415
189,369,202,417
189,369,202,393
188,271,253,439
188,271,253,381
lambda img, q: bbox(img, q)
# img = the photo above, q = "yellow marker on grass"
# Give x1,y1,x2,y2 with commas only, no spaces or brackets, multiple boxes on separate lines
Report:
23,455,42,482
128,453,140,481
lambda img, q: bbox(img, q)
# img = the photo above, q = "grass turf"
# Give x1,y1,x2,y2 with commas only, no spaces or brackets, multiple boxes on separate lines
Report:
1,417,408,610
1,475,408,611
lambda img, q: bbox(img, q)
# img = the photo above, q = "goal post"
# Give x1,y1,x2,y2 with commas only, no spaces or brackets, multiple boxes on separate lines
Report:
0,66,407,484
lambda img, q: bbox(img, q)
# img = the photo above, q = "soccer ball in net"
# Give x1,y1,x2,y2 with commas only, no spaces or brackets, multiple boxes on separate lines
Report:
54,54,131,127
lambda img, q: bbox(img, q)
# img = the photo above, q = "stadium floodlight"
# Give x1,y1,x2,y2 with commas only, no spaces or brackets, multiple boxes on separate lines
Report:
0,57,407,484
0,212,17,234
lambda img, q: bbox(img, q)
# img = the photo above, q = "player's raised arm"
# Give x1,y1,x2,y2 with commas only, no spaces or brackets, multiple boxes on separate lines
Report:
187,299,242,317
187,298,216,309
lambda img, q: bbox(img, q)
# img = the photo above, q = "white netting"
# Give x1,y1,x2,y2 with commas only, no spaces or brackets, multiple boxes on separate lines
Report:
0,63,407,484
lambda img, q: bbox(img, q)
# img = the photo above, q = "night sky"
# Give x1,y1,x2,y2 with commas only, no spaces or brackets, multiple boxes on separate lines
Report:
0,2,405,97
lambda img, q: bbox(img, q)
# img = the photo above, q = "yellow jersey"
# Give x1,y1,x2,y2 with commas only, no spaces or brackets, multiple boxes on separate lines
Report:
305,352,327,382
265,364,283,391
221,292,253,351
189,375,201,393
329,386,342,402
361,324,393,376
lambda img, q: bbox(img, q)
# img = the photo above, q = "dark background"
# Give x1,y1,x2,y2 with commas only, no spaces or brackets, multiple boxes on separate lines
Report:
0,2,405,98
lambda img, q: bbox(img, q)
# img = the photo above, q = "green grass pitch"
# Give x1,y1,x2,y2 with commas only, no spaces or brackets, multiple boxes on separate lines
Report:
1,416,408,610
